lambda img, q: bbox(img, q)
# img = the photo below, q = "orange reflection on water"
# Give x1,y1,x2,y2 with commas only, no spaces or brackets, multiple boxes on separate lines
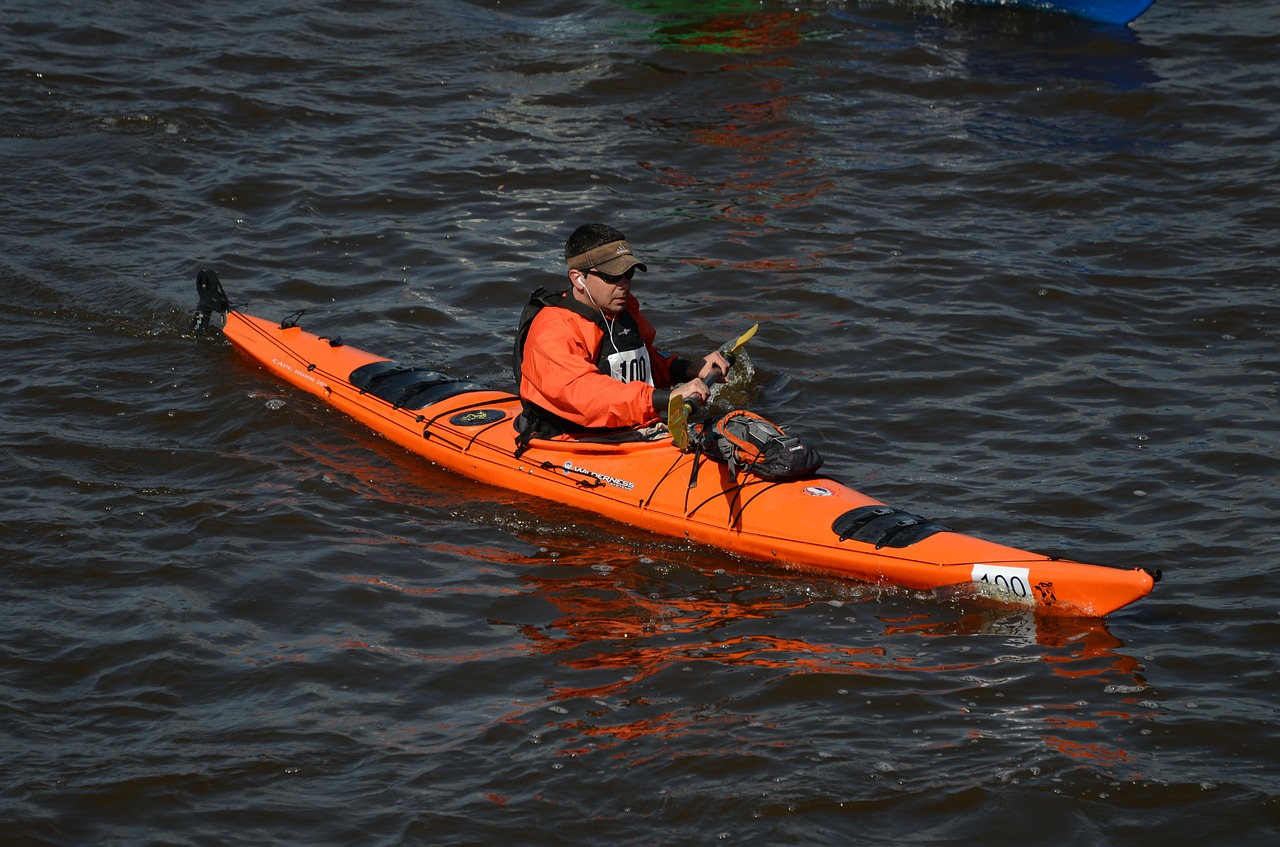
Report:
232,347,1166,781
282,437,1156,768
1041,734,1138,768
882,609,1148,687
882,609,1153,776
685,97,806,153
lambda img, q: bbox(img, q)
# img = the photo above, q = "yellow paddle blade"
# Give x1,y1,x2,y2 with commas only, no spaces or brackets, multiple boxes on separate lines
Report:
668,392,691,452
727,322,758,358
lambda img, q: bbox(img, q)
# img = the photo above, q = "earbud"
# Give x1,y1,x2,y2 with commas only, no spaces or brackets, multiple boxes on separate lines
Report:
574,273,587,291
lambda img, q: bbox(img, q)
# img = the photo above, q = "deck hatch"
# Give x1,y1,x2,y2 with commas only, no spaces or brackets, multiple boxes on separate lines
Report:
832,505,952,549
349,361,488,410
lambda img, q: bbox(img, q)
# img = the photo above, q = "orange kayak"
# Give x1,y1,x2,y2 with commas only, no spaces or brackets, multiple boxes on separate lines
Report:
195,272,1157,617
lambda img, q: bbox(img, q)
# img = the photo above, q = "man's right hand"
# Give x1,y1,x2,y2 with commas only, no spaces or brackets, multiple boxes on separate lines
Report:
670,378,710,408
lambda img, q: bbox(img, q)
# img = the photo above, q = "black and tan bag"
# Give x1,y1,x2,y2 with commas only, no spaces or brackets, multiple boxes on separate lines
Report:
701,410,823,481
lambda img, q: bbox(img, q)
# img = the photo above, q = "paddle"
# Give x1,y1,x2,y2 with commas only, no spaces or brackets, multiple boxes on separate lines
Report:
669,323,758,451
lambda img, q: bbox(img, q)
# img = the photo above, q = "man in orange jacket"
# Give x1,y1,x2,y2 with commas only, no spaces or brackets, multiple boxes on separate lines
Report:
515,223,731,443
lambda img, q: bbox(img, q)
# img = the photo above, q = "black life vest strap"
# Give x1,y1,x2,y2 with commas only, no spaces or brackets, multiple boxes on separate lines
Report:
512,286,609,387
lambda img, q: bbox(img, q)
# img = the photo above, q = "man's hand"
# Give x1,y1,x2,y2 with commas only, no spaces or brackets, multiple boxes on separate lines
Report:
671,377,711,407
695,351,733,384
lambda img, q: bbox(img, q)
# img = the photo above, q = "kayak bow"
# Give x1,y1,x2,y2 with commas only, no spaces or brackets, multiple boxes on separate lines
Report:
194,270,1158,617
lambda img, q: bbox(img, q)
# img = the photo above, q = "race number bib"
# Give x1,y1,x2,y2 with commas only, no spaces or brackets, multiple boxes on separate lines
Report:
607,347,654,385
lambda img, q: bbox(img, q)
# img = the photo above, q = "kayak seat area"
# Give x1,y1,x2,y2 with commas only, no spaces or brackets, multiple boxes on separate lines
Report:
350,361,490,410
832,505,952,549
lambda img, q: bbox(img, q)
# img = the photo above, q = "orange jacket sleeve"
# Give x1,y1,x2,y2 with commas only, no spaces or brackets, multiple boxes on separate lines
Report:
520,297,676,430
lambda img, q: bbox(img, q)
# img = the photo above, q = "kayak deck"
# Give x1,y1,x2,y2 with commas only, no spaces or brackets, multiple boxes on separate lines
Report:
215,306,1157,617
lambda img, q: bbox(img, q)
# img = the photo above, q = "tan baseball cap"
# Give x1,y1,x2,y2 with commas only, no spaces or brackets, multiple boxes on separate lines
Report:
566,239,648,275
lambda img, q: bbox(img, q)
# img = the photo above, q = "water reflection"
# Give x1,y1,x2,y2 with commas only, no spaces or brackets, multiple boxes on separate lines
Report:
956,27,1159,93
459,540,1152,773
832,1,1162,90
625,0,814,55
620,0,1159,286
288,425,1148,687
623,0,839,264
272,391,1153,772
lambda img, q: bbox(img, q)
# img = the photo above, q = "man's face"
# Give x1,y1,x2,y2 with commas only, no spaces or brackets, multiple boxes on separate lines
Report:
577,266,636,317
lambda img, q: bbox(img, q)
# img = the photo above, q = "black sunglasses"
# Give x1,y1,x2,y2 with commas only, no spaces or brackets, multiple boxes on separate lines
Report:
590,267,635,284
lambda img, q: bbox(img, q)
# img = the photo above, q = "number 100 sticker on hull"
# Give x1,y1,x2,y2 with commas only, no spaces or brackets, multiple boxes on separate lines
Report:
972,564,1037,605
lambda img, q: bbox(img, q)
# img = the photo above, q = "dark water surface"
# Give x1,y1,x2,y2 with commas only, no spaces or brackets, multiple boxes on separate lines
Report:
3,0,1277,844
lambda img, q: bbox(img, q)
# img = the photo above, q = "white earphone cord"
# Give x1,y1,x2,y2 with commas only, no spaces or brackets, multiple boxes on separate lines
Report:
580,272,620,353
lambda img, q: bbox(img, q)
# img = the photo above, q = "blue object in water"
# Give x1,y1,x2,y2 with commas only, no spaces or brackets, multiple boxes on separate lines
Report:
963,0,1156,25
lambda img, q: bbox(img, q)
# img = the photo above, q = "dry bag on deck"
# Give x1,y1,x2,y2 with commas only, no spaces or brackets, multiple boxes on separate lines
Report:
701,410,823,481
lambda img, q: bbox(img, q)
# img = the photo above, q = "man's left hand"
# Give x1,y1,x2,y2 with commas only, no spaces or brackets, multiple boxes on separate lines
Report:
696,351,733,383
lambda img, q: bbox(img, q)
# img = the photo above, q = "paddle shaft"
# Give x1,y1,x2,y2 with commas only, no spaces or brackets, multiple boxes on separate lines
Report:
670,323,756,450
683,353,731,413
